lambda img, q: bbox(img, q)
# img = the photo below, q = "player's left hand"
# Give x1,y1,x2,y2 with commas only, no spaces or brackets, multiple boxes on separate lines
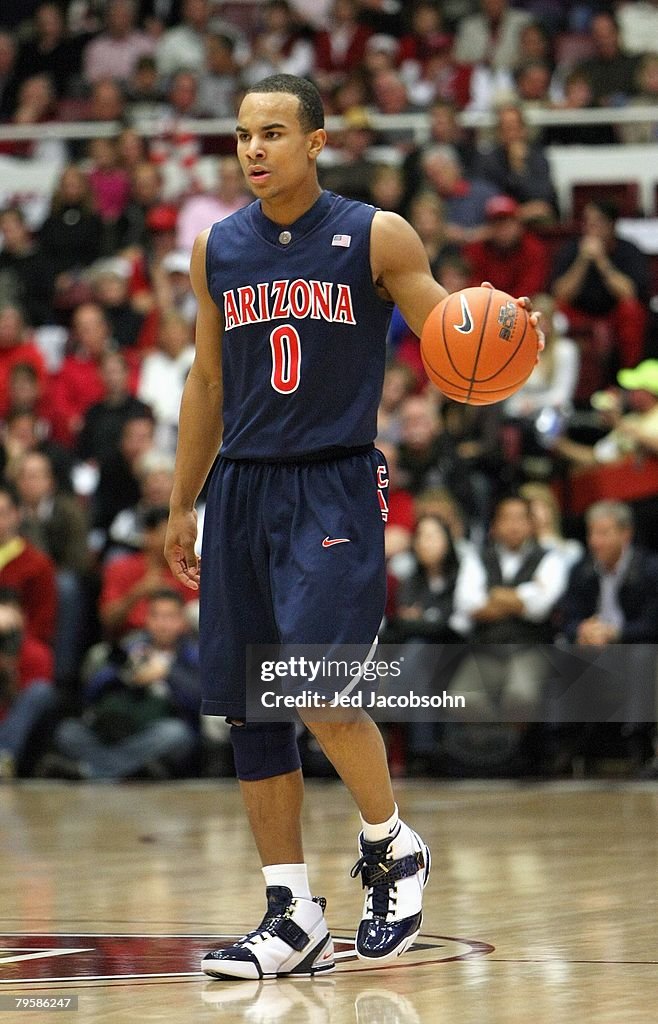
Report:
480,281,545,358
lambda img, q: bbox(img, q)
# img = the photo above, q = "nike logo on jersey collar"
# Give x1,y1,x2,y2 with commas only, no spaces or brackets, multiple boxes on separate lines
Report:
322,537,351,547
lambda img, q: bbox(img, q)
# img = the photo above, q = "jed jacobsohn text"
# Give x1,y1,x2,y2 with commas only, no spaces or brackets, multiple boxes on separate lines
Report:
261,690,466,709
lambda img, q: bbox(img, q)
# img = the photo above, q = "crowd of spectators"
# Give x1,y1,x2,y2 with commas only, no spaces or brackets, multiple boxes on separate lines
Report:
1,0,658,781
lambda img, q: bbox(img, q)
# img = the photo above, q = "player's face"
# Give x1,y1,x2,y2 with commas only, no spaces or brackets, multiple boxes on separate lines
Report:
235,92,324,204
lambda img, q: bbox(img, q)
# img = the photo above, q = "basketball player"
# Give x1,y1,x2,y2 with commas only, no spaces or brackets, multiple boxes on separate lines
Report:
165,74,542,981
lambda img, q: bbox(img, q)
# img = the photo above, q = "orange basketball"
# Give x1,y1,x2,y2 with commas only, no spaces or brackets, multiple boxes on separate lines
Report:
420,286,539,405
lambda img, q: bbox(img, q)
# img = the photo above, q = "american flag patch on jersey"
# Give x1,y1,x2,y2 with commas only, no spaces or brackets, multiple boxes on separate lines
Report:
331,234,351,247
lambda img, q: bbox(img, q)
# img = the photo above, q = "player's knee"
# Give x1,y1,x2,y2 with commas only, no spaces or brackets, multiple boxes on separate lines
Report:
230,722,301,781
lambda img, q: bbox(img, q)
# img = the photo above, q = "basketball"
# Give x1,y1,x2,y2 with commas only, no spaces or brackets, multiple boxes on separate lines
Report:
420,286,539,405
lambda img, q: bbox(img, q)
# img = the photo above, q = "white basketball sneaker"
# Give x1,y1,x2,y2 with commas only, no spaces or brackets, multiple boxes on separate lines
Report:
202,886,335,980
351,822,431,963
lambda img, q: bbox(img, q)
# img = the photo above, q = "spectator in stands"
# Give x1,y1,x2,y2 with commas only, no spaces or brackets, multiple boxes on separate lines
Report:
513,60,553,126
15,450,89,682
87,258,144,350
368,163,405,214
198,31,243,117
376,362,416,446
397,395,476,522
474,105,557,223
83,0,155,85
386,513,469,771
92,411,156,547
88,77,126,124
15,3,87,99
0,32,20,121
464,195,551,298
77,350,150,465
370,70,420,150
106,450,175,557
554,359,658,468
504,293,579,461
402,99,477,211
573,10,640,106
318,106,377,205
561,499,658,645
156,0,214,78
99,505,198,637
4,363,54,437
313,0,373,91
176,157,250,255
7,74,68,166
450,493,568,719
406,190,458,279
243,1,314,86
116,161,164,253
51,302,118,443
418,145,499,245
0,305,47,418
0,208,55,327
0,482,57,646
125,54,167,124
518,481,583,571
0,409,75,494
543,69,617,147
87,137,132,231
557,500,658,775
453,0,532,72
39,165,104,302
0,587,56,780
551,199,650,369
41,588,199,780
619,53,658,145
137,311,193,453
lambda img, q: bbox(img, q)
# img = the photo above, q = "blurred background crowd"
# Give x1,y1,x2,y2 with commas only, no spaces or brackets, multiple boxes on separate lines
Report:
0,0,658,783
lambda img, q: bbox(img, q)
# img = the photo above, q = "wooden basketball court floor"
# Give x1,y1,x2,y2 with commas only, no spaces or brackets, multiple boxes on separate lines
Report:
0,779,655,1023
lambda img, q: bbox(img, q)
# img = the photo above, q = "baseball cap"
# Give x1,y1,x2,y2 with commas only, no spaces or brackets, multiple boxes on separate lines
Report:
162,251,191,275
146,204,179,232
485,195,520,219
617,359,658,396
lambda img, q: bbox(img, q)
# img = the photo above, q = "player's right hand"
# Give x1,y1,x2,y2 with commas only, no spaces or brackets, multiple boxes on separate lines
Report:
164,509,200,590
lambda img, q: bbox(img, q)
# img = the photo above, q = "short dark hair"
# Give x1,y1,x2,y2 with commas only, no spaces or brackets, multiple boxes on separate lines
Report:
0,482,20,509
244,74,324,132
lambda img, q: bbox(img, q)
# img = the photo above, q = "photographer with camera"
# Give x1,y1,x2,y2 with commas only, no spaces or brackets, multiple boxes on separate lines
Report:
0,587,56,779
37,589,200,780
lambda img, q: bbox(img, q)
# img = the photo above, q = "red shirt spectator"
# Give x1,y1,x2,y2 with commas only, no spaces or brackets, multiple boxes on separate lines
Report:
51,302,137,445
99,507,196,637
0,485,57,646
0,305,48,418
464,195,550,297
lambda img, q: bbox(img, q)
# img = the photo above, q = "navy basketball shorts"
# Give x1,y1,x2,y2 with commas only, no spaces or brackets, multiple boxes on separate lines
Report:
199,447,389,719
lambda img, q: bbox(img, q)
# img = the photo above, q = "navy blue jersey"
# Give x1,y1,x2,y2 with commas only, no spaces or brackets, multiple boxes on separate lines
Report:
205,190,393,460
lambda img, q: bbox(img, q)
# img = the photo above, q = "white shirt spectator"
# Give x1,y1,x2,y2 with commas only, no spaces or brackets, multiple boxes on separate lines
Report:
454,543,568,625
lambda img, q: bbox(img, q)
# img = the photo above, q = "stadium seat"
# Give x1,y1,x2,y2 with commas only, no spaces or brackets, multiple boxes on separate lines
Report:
571,182,641,221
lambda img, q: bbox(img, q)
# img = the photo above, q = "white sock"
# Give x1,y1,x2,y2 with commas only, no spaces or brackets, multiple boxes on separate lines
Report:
262,863,312,900
361,803,400,843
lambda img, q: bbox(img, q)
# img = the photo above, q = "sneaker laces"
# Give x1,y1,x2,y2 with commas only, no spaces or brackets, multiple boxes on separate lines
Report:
351,837,397,920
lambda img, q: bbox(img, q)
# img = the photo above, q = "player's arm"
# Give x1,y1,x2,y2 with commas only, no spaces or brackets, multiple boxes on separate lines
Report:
371,211,448,338
165,229,223,590
371,211,544,349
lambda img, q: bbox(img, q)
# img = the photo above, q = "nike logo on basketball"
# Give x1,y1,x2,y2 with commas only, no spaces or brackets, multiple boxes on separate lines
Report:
455,294,474,334
322,537,351,547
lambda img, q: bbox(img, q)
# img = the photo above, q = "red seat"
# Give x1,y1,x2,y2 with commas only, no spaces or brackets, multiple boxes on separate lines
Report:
571,182,641,220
